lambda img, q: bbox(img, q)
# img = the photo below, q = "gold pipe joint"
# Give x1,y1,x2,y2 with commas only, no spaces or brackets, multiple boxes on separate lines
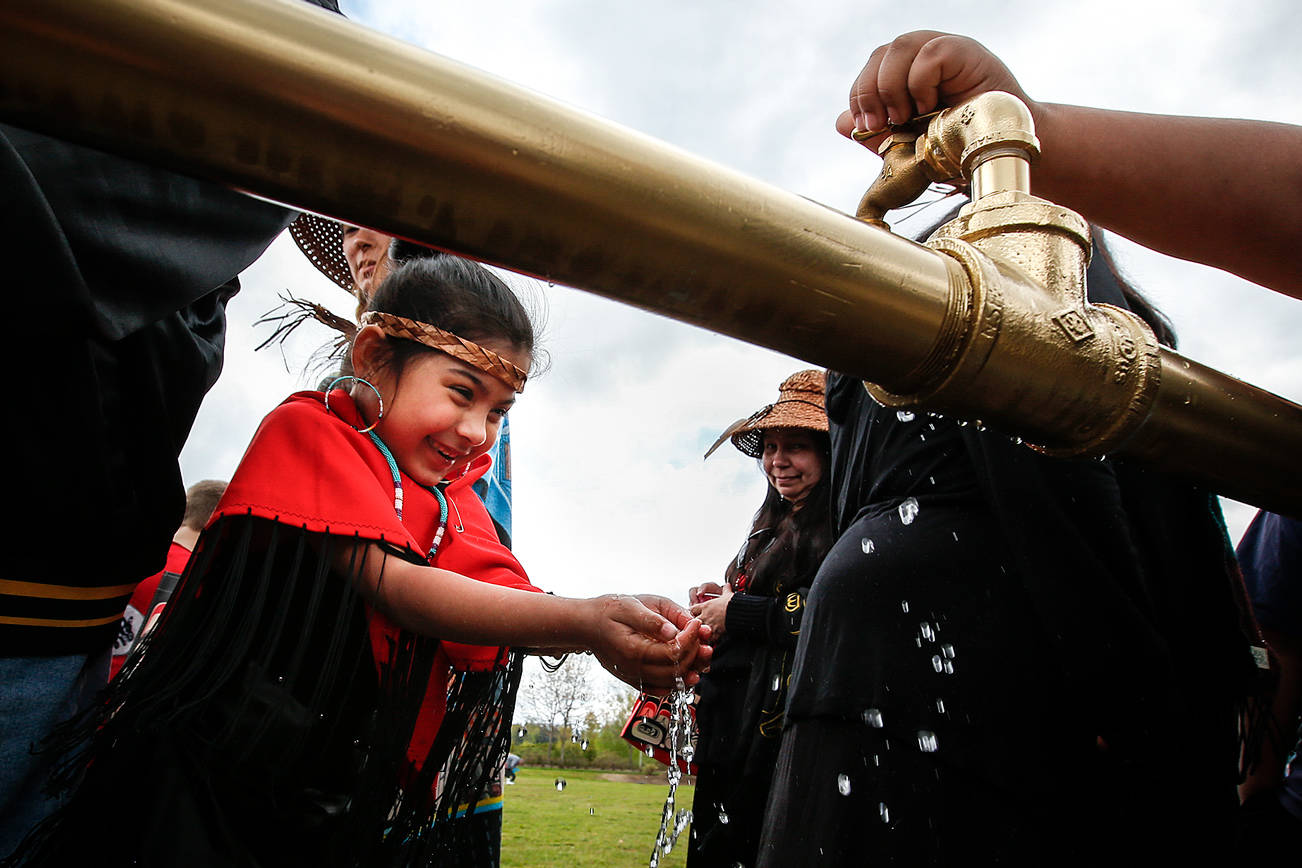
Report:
866,191,1163,457
927,91,1040,190
857,91,1041,227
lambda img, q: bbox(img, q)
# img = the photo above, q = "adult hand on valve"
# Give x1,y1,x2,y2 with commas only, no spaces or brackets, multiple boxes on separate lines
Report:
835,31,1032,153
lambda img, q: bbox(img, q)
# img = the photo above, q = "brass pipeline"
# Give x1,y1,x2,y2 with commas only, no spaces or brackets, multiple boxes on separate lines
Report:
857,92,1162,455
0,0,1298,513
856,94,1302,492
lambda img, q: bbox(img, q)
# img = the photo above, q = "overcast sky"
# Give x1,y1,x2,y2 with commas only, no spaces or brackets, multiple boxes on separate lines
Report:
180,0,1302,699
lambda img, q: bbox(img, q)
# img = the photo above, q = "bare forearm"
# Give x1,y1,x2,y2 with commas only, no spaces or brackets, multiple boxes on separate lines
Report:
1029,103,1302,295
347,546,709,690
373,557,599,649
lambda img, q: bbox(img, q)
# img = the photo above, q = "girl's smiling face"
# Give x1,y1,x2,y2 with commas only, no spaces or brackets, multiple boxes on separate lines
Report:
357,329,528,487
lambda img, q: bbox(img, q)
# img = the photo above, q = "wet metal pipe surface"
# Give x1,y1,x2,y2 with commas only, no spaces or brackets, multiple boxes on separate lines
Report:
0,0,953,388
0,0,1299,513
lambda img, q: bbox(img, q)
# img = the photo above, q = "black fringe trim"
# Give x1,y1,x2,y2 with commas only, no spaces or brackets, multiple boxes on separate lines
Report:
7,515,524,868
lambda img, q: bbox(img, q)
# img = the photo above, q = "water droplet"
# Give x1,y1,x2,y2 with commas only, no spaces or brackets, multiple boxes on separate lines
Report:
862,707,884,728
974,420,986,431
957,419,968,427
879,802,891,823
872,754,880,766
771,674,781,691
1012,436,1024,445
717,806,730,825
920,622,935,642
896,410,915,422
836,773,852,796
943,660,955,675
936,698,946,714
941,644,955,659
275,675,285,684
898,498,919,525
555,778,567,792
318,712,327,721
917,730,939,752
931,655,944,673
929,476,936,485
861,537,875,554
919,433,926,441
951,531,959,541
647,745,656,757
581,739,590,751
590,807,595,815
900,600,910,613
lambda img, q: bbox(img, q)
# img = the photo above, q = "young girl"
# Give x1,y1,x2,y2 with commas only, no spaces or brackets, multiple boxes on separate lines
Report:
15,255,707,867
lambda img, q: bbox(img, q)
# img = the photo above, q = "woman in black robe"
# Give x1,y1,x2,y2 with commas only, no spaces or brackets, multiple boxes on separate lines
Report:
756,213,1263,867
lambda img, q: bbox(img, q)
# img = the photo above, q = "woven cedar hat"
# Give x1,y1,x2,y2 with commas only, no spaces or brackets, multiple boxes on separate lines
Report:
289,212,356,293
705,369,828,459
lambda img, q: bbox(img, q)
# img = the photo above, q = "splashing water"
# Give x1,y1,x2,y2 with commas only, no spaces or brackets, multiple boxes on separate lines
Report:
862,708,884,728
837,773,852,796
896,410,916,422
898,498,919,525
649,680,694,867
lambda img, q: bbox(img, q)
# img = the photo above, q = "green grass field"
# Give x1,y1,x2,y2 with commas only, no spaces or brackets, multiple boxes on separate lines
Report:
500,767,694,868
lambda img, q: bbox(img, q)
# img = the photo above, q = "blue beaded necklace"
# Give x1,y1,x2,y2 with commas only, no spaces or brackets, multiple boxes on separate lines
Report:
367,430,449,561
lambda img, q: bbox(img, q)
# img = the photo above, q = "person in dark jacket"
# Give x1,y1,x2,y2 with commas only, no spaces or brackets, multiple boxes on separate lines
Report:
686,369,834,868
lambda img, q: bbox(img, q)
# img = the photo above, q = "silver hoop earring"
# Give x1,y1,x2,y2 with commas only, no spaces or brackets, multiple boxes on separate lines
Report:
324,375,384,434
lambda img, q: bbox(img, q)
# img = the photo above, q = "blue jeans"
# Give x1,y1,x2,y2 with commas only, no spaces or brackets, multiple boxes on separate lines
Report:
0,649,109,858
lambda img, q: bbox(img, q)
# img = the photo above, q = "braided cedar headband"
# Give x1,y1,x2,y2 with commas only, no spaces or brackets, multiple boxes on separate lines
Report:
359,311,528,393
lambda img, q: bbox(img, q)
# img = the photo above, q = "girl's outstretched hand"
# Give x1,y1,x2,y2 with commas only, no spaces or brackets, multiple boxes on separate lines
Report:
836,31,1032,153
586,594,713,693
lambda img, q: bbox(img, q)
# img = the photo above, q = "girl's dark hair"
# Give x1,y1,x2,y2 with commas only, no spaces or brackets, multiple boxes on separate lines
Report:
724,432,834,597
365,254,537,374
